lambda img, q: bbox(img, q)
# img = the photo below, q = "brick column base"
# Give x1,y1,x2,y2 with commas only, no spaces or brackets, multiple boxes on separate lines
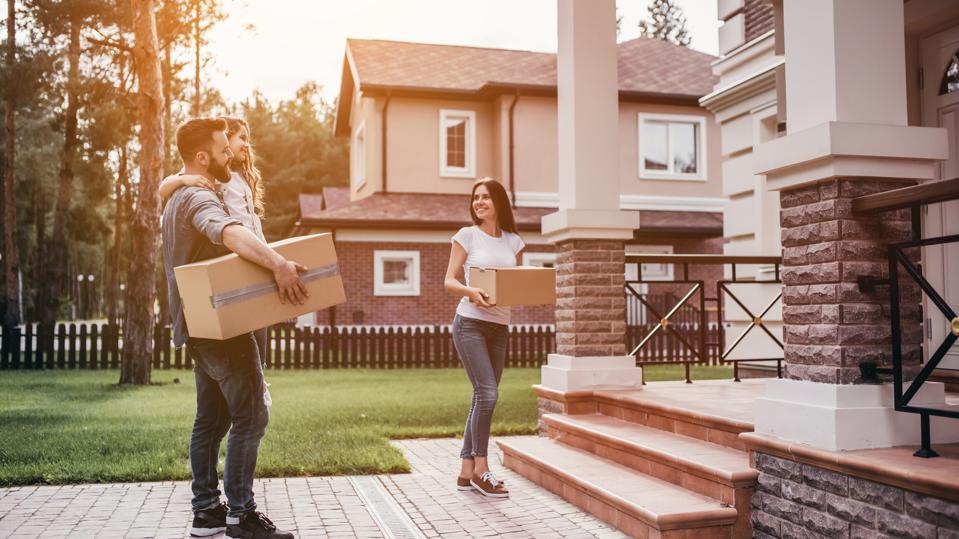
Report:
538,239,643,396
555,239,627,356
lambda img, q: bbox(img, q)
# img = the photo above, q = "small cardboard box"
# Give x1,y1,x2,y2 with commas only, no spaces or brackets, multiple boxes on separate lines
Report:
174,233,346,340
468,266,556,306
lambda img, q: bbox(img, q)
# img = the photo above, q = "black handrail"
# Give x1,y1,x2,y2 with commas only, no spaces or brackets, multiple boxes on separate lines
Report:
855,177,959,458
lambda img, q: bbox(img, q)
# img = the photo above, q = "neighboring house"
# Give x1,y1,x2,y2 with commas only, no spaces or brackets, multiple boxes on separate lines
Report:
296,36,727,326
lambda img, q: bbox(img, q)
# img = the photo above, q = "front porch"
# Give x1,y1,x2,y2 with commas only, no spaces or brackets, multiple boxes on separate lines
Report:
503,378,959,538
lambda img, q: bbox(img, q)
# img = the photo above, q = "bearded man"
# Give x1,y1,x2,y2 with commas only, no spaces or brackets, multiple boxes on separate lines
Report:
162,117,302,539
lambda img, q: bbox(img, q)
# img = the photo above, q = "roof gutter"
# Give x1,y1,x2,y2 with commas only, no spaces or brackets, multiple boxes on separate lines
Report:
508,91,520,208
381,92,391,194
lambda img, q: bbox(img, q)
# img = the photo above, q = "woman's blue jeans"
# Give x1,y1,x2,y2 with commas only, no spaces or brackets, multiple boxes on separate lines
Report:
452,314,508,459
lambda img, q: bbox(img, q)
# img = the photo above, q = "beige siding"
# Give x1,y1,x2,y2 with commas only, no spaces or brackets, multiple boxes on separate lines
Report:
383,97,495,194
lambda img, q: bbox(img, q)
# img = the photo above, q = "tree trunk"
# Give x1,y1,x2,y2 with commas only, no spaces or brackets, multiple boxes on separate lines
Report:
33,182,47,323
106,145,127,327
121,0,164,386
2,0,20,327
44,14,81,327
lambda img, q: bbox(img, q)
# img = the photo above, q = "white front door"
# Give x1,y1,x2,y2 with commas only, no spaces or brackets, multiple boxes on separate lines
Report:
921,25,959,369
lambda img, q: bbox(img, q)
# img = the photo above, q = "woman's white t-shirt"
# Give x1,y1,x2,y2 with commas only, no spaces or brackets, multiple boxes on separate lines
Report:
216,172,264,241
452,225,525,326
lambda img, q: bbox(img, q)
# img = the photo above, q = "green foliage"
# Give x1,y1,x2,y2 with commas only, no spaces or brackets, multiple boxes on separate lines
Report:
236,83,349,240
638,0,692,47
4,1,347,322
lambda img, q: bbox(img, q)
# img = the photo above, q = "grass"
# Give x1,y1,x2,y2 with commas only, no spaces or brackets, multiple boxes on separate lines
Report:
0,364,732,486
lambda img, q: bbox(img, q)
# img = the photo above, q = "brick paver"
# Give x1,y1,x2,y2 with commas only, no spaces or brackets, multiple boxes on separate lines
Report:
0,437,626,538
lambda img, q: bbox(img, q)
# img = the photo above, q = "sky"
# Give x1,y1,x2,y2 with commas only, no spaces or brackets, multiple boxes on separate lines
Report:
206,0,720,105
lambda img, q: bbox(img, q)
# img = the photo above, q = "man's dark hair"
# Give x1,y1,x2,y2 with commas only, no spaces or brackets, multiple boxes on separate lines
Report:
176,117,228,163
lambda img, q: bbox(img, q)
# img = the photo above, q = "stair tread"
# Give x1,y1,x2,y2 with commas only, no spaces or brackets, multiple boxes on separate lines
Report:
498,437,738,527
594,381,761,431
545,413,756,483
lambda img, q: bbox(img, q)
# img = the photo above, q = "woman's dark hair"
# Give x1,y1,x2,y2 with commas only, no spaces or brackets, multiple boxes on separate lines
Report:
469,177,517,234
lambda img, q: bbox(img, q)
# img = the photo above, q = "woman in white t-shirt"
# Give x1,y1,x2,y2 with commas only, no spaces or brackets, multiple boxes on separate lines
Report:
159,117,270,364
444,178,524,498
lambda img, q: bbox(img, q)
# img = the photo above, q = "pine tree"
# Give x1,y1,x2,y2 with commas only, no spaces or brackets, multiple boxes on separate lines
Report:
638,0,692,47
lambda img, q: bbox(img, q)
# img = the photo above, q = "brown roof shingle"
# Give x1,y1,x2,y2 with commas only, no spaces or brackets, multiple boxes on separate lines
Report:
347,37,717,97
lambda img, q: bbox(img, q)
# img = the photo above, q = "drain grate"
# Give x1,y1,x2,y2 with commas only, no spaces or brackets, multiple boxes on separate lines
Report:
349,476,426,539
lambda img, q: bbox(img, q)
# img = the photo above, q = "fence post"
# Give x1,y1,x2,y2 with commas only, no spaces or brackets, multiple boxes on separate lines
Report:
67,323,78,369
79,324,88,369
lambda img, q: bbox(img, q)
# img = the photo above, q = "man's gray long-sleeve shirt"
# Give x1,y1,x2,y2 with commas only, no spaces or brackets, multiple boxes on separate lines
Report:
162,186,242,347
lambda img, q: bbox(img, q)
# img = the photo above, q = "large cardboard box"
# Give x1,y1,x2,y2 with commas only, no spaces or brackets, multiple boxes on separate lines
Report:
468,266,556,306
174,233,346,340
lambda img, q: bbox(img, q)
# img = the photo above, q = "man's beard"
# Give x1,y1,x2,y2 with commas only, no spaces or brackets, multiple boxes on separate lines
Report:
207,158,232,182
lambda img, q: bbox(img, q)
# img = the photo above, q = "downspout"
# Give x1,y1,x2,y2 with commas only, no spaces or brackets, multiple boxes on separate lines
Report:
382,92,391,194
508,91,520,208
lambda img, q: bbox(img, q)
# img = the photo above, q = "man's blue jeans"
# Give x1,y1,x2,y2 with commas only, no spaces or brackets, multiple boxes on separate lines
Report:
452,315,508,459
187,333,269,518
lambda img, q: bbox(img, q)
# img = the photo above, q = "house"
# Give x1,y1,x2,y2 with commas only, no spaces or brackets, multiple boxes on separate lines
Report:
494,1,959,538
296,36,726,326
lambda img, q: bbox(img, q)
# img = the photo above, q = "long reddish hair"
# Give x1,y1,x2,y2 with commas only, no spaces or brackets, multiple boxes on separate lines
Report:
469,178,516,234
224,117,265,217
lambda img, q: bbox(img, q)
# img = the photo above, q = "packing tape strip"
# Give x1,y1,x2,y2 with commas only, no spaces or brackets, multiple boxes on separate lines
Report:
209,263,340,309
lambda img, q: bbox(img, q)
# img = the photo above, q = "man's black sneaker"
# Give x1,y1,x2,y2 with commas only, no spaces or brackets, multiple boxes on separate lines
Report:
226,511,294,539
190,501,227,536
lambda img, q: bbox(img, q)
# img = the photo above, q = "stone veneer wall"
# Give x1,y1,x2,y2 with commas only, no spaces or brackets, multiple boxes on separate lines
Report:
752,453,959,539
779,179,922,384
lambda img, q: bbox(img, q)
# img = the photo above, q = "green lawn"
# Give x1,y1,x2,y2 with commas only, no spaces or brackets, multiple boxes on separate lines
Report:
0,364,731,486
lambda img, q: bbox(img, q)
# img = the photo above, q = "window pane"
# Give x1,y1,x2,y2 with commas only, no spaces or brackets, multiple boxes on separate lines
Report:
383,260,410,285
446,118,466,168
941,50,959,95
671,122,698,174
642,121,668,171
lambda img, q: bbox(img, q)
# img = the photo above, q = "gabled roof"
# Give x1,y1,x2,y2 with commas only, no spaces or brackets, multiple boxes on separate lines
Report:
335,37,718,135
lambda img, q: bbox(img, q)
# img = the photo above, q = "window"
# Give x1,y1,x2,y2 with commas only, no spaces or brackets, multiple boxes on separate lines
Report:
439,109,476,178
625,244,674,281
373,251,420,296
638,113,707,181
353,122,366,189
940,49,959,96
522,252,556,268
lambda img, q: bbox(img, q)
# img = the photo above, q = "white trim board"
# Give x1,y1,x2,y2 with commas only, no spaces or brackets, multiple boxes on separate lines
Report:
331,228,554,245
513,192,727,212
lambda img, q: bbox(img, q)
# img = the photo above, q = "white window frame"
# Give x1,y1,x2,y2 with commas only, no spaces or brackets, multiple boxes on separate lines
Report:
373,250,420,296
522,252,556,268
625,244,674,282
352,121,366,190
637,113,707,181
439,109,476,178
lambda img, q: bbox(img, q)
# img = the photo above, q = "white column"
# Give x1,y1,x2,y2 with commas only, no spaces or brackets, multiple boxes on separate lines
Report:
753,0,956,451
541,0,639,242
538,0,642,394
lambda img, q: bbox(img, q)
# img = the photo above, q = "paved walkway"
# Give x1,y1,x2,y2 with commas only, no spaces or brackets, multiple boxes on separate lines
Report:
0,437,627,539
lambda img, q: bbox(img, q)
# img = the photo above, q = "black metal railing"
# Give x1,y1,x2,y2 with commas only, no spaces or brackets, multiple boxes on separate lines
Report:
625,254,784,383
854,177,959,458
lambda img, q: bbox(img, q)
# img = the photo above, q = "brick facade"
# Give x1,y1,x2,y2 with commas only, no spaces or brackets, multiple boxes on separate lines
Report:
555,240,628,357
752,452,959,539
779,179,922,384
314,240,557,326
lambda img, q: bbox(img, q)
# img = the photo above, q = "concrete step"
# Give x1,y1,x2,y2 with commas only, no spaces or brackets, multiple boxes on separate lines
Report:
498,436,739,538
593,385,756,451
544,413,756,537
